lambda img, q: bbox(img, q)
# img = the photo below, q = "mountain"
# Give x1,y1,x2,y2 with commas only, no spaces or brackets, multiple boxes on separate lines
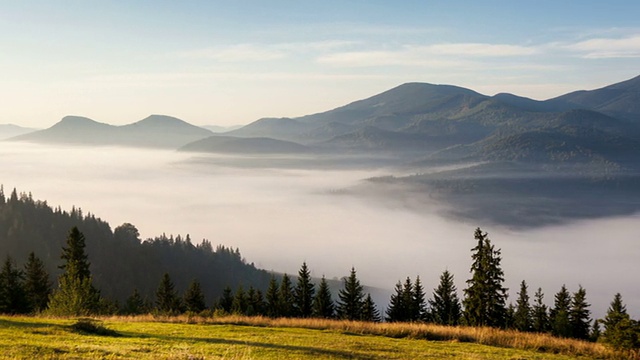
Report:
179,135,309,154
201,124,244,133
547,75,640,121
10,115,212,149
0,124,37,140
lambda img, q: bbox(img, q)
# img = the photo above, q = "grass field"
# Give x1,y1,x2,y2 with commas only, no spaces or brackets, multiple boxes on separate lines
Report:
0,315,627,359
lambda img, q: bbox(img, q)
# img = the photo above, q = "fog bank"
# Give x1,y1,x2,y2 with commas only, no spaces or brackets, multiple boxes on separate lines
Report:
1,142,638,317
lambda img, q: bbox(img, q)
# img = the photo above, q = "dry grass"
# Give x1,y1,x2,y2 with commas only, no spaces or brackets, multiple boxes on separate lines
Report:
100,314,637,359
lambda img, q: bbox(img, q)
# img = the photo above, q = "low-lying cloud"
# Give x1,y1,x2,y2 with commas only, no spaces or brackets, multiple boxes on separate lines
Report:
2,142,638,317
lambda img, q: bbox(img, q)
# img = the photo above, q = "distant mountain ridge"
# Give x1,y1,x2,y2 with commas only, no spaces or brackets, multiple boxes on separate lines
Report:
11,114,213,149
0,124,37,140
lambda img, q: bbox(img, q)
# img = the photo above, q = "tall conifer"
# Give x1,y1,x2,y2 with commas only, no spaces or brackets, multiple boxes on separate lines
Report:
337,267,364,320
430,270,461,326
312,276,334,319
293,262,315,317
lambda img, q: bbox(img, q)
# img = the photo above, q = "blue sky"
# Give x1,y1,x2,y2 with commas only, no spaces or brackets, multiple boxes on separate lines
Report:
1,1,639,127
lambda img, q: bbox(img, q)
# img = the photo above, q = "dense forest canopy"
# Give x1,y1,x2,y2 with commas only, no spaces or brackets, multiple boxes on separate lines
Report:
0,186,270,304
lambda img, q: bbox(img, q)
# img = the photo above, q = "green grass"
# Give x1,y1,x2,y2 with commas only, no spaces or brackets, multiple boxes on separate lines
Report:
0,315,615,359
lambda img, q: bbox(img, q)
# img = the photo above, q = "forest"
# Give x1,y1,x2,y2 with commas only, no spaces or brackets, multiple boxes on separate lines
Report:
0,186,638,351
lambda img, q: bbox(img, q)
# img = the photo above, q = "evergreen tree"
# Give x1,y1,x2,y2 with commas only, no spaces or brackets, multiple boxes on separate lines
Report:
337,267,365,321
312,276,334,319
505,303,516,329
23,252,51,313
123,288,147,315
183,279,206,313
386,281,406,322
550,285,572,338
0,256,27,314
278,274,294,317
430,269,461,326
218,286,234,313
514,280,532,332
569,285,591,340
265,276,280,317
602,293,639,349
231,286,248,315
248,288,265,316
48,227,100,316
590,319,601,343
293,262,315,318
413,276,428,322
361,293,381,322
155,273,182,314
531,287,549,333
463,228,508,327
401,277,414,321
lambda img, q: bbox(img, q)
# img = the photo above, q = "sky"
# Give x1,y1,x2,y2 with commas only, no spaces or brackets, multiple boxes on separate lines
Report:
1,1,639,128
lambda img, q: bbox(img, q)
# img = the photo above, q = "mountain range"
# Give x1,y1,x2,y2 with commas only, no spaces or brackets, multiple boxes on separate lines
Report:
6,75,640,167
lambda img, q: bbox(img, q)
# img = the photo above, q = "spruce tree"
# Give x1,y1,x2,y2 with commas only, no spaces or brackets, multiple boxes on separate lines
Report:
265,276,280,317
48,227,100,316
155,273,181,314
293,262,315,318
246,287,257,316
361,293,381,322
312,276,334,319
278,274,294,317
550,285,572,338
183,279,206,313
531,287,549,333
231,286,248,315
23,252,51,313
123,288,147,315
569,285,591,340
602,293,638,349
249,288,265,316
401,277,414,321
413,276,428,322
218,286,234,313
0,256,27,314
337,267,365,321
514,280,532,332
386,281,406,322
463,228,508,327
430,269,461,326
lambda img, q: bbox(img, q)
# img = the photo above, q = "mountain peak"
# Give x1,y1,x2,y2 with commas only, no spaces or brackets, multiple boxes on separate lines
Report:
132,114,191,127
53,116,111,129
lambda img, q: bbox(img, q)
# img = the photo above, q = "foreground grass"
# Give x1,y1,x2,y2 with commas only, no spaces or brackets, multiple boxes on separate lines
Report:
0,315,628,359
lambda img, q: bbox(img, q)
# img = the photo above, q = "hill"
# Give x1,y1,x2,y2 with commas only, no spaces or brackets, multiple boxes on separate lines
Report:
10,115,212,149
0,124,37,140
0,188,270,304
179,135,310,154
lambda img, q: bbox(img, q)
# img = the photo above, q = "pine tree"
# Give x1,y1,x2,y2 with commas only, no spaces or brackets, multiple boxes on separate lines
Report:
361,293,381,322
278,274,294,317
337,267,365,321
293,262,315,318
430,269,461,326
590,319,601,342
569,285,591,340
550,285,572,338
155,273,181,314
514,280,532,332
401,277,414,321
386,281,406,322
602,293,639,349
463,228,508,327
265,276,280,317
231,286,248,315
0,256,27,314
123,288,147,315
413,276,428,322
312,276,334,319
218,286,234,313
23,252,52,313
531,287,549,333
248,288,265,316
183,279,206,313
47,227,100,316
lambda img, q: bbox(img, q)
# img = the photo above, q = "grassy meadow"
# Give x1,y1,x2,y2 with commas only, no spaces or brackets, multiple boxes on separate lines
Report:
0,315,629,359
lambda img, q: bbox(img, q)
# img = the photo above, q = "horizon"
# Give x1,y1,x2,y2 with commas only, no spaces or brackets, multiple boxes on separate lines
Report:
1,1,639,128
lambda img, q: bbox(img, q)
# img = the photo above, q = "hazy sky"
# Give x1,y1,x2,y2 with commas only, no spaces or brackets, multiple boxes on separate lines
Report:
2,1,639,128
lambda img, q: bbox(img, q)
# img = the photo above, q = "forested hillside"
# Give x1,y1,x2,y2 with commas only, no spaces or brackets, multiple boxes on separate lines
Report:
0,187,271,304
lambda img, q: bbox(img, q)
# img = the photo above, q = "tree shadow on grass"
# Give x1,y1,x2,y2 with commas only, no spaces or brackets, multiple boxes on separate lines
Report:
124,331,377,360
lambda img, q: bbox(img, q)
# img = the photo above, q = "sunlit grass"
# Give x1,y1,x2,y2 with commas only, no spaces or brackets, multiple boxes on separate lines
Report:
0,314,631,359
